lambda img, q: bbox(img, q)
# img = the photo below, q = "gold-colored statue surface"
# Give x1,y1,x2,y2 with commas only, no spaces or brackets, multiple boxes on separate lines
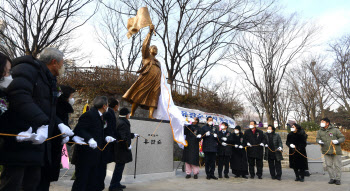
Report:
122,24,161,119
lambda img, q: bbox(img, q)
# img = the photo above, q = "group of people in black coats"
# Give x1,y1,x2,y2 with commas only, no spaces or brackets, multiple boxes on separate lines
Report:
183,118,310,182
0,50,137,191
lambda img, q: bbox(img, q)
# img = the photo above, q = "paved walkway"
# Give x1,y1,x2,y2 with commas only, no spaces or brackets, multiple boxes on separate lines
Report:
51,167,350,191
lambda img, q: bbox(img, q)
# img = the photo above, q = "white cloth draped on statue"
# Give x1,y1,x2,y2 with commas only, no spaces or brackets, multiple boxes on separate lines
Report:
153,64,187,149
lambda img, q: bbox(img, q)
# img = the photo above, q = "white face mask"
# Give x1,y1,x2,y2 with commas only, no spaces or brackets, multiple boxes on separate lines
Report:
249,125,254,129
267,130,272,133
0,75,13,89
320,123,326,128
221,125,226,130
58,65,65,77
234,129,239,134
290,127,295,132
69,98,75,106
208,121,213,126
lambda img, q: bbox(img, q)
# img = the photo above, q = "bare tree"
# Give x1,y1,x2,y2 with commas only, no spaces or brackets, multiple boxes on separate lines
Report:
0,0,97,58
95,0,143,72
228,13,317,125
326,34,350,115
244,87,265,123
275,82,293,129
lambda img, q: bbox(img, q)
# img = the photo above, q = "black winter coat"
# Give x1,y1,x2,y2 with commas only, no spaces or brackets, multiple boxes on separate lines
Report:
114,117,134,164
200,124,219,153
230,132,248,175
0,89,9,150
49,98,74,182
103,108,118,163
72,107,106,166
286,132,308,170
243,128,266,159
0,56,62,166
217,130,233,156
264,132,284,161
182,124,201,166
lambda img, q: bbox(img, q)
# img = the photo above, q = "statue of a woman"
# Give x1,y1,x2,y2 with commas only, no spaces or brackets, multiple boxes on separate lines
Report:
122,24,161,119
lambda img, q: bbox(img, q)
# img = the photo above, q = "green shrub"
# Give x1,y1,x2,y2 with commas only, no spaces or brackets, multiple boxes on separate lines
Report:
301,121,319,132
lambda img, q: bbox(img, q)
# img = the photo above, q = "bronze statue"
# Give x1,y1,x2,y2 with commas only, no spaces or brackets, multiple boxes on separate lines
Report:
122,24,161,119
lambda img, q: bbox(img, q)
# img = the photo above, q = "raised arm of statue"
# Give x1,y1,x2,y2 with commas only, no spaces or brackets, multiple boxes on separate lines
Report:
142,25,154,59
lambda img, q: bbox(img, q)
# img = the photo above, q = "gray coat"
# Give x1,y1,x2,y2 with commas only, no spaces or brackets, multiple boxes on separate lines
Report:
264,132,283,161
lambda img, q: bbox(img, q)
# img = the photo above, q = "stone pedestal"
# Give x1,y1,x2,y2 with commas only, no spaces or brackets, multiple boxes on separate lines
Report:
107,117,175,183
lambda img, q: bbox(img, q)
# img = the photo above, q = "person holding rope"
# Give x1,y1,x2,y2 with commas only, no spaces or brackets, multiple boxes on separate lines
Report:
286,123,308,182
316,117,345,185
244,121,266,179
72,96,116,191
230,126,248,179
264,125,283,180
200,116,219,180
109,107,139,191
182,117,201,179
217,122,233,179
0,48,75,191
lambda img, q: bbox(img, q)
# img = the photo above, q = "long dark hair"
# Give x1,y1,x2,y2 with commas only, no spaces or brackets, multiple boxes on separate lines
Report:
0,52,12,81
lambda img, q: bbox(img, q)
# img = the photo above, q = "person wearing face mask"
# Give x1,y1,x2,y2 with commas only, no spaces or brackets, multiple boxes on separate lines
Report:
316,118,345,185
200,116,219,180
182,117,201,179
38,85,76,189
230,126,248,179
286,124,308,182
72,96,117,191
109,107,139,191
217,122,233,179
243,121,266,179
0,48,75,191
264,125,283,180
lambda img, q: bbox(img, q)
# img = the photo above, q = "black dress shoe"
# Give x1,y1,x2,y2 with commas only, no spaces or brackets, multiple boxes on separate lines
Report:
271,176,276,180
295,177,300,181
258,176,262,179
117,185,126,189
224,174,229,179
328,179,335,184
250,176,255,179
211,175,218,180
109,188,123,191
242,175,248,179
276,177,281,181
206,176,211,180
299,178,304,182
234,175,240,178
335,180,341,185
219,175,223,178
194,174,198,179
186,174,191,179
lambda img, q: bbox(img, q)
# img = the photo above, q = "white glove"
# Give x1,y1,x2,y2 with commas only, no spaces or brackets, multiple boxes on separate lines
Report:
265,144,268,148
206,131,210,136
239,145,243,149
16,127,36,142
235,144,238,148
134,134,139,138
33,125,49,144
61,136,70,145
88,138,97,149
260,143,264,147
196,134,202,138
278,147,282,151
58,123,74,137
72,136,86,145
105,136,116,143
318,140,324,145
128,145,132,150
290,144,295,149
221,137,227,141
222,142,227,146
213,133,217,138
247,142,252,147
332,140,339,144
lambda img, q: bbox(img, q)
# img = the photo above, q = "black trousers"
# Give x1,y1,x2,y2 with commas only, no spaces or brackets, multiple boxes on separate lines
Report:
72,162,105,191
204,152,216,177
36,166,51,191
248,157,263,177
97,163,107,190
109,163,125,189
0,165,41,191
293,168,305,179
218,156,230,176
268,158,282,178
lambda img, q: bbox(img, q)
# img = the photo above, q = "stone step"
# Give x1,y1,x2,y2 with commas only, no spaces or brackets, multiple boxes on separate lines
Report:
342,159,350,166
342,164,350,172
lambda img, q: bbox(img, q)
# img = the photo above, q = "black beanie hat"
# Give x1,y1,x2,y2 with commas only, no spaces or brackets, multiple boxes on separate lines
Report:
119,107,130,116
234,125,241,131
